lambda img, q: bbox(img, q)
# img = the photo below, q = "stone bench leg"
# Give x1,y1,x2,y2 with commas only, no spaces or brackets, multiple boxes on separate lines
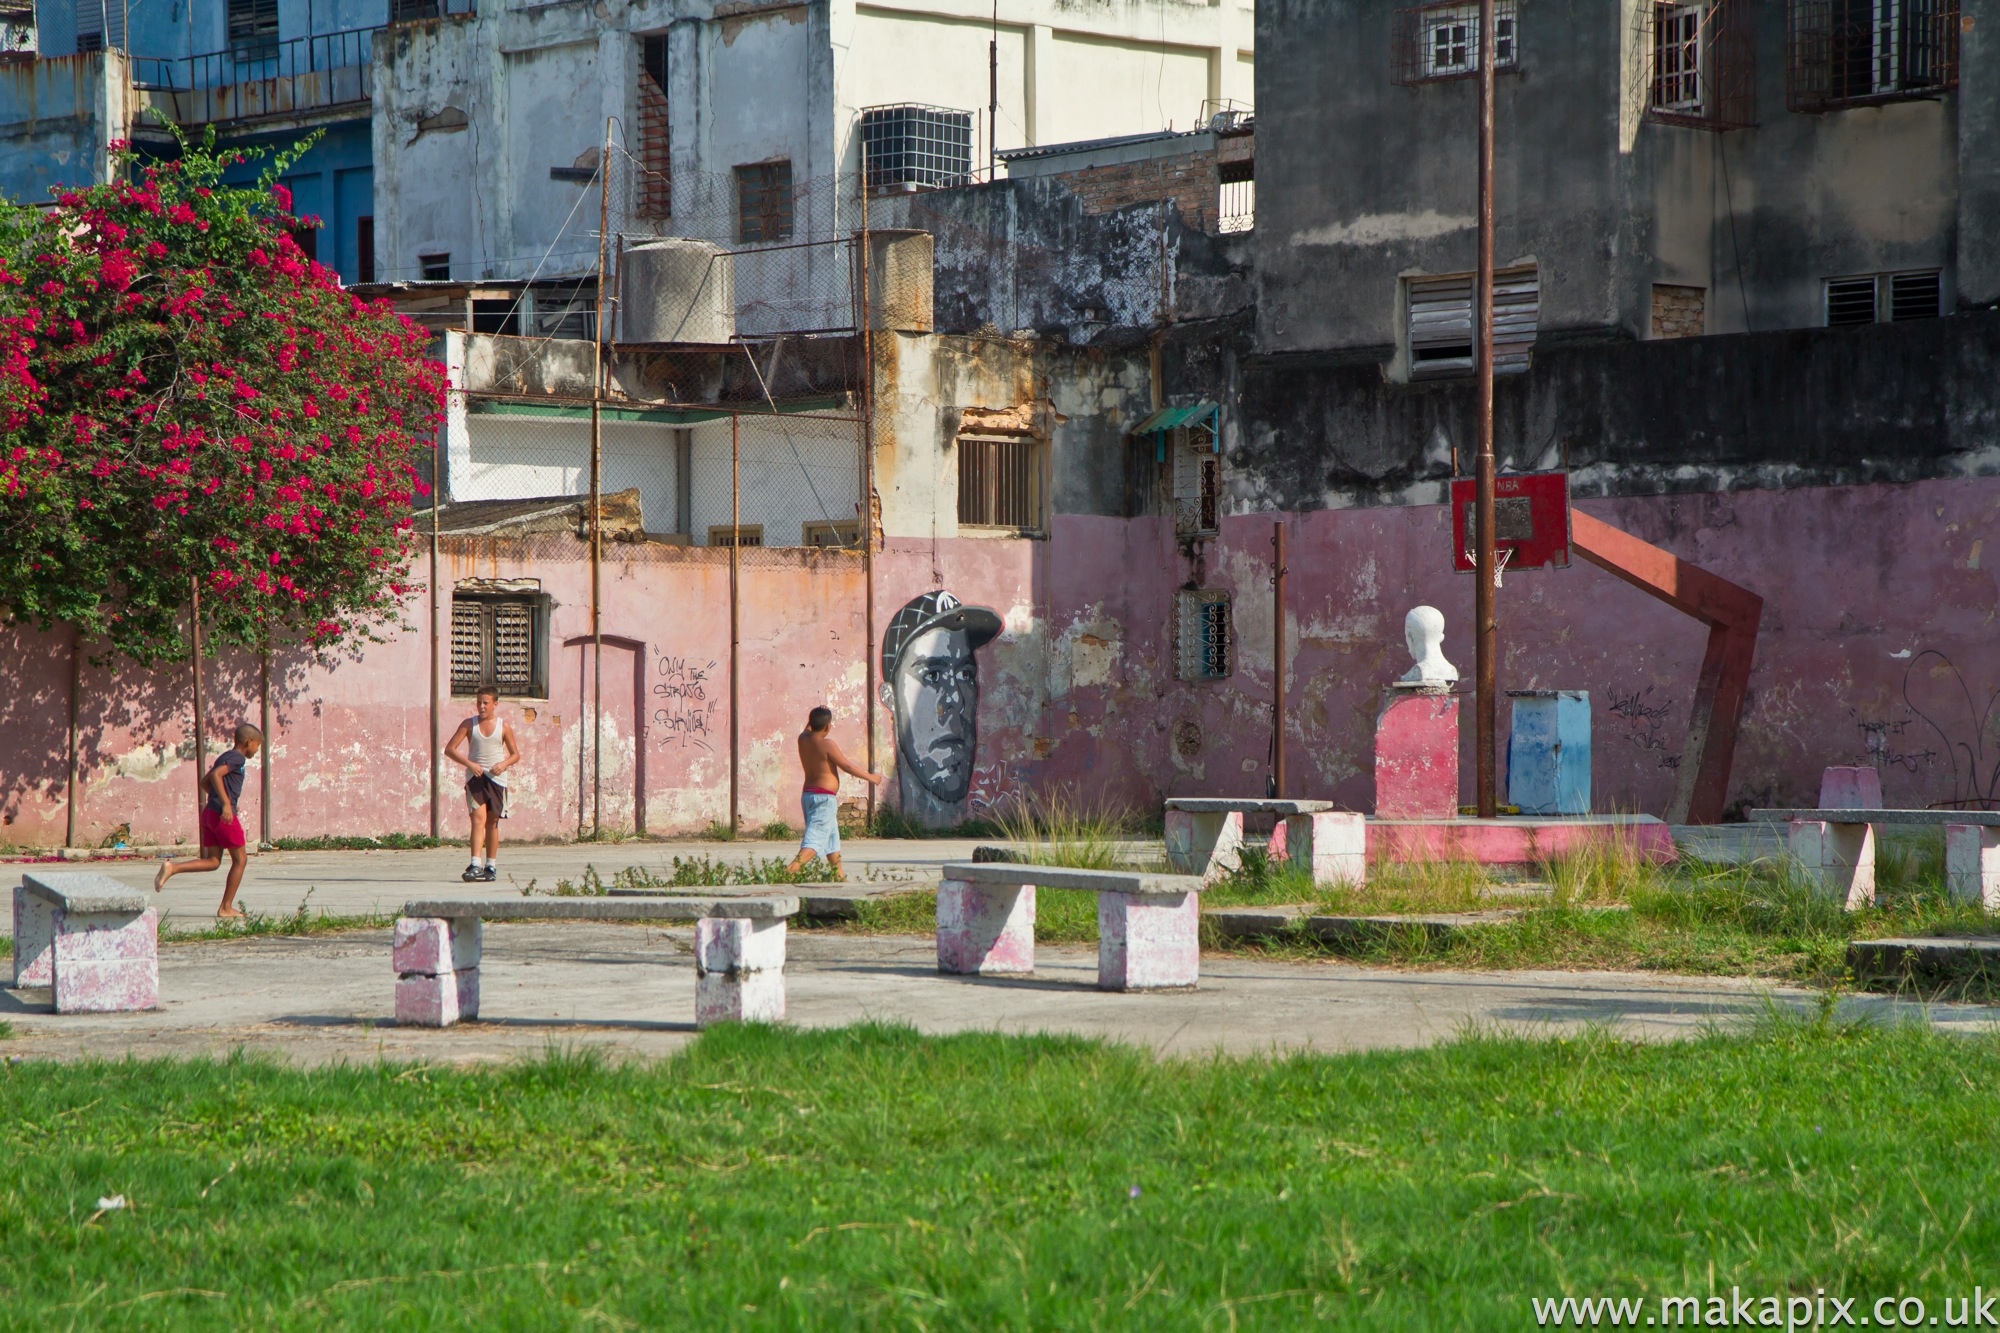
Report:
394,917,481,1027
1164,810,1244,882
12,885,55,988
41,903,159,1014
1789,819,1875,911
1280,812,1367,888
695,917,788,1025
936,877,1036,976
1947,824,2000,911
1098,891,1199,991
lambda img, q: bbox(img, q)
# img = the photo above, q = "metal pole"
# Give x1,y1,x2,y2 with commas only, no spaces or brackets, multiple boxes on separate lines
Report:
65,627,81,848
429,379,441,840
260,645,272,847
1272,519,1286,800
988,0,999,179
1473,0,1499,819
858,144,877,827
590,116,611,839
729,412,741,837
190,577,205,838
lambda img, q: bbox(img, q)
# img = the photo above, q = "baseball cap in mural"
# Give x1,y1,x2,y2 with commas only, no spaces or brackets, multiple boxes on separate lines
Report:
881,591,1003,680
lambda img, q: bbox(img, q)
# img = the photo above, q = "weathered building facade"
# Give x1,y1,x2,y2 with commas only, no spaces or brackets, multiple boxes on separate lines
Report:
368,0,1253,284
1,0,1996,850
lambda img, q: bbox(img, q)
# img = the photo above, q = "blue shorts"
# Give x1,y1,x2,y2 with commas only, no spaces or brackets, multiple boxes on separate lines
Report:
800,791,840,856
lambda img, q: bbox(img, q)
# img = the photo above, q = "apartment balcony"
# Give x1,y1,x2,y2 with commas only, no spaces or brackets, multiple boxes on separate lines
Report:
129,3,468,129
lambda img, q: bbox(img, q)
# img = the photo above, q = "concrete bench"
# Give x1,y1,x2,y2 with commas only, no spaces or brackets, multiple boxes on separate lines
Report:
11,872,159,1013
936,863,1206,990
1750,807,2000,911
394,895,799,1029
1163,798,1365,887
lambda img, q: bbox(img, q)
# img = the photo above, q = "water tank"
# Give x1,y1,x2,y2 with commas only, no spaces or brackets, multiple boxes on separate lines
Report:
621,239,735,344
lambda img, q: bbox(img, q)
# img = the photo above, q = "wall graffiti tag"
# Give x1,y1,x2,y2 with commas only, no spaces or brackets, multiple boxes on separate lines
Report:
653,656,720,753
1607,685,1681,770
1902,650,2000,810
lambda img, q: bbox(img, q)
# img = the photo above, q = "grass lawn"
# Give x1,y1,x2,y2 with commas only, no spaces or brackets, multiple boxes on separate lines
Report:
2,1017,1996,1328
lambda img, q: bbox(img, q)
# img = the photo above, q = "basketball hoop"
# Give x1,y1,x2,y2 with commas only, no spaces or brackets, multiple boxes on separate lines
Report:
1493,546,1513,589
1450,471,1573,575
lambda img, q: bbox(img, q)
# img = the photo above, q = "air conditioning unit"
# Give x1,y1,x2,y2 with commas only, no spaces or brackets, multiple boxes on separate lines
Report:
861,104,973,193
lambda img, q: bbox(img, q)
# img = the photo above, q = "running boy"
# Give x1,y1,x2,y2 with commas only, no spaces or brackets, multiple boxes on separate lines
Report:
785,705,882,880
444,686,521,882
154,723,263,918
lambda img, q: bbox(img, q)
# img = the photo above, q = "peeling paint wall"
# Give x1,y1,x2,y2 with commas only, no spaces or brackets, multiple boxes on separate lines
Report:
1255,0,1991,356
4,475,1993,845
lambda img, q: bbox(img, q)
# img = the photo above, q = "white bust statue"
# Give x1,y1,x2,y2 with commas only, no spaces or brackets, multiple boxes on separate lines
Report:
1396,605,1458,689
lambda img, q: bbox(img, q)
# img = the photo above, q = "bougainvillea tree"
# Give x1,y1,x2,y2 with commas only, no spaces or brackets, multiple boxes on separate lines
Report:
0,131,446,666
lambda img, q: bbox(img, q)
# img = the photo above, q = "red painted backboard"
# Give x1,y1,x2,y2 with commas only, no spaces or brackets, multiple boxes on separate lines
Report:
1450,471,1572,572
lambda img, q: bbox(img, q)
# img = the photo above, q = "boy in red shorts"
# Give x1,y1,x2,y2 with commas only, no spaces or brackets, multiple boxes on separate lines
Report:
153,723,263,918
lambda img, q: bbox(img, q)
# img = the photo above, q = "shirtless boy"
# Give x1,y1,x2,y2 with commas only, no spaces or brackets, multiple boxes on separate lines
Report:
444,686,521,882
154,723,263,918
786,706,882,879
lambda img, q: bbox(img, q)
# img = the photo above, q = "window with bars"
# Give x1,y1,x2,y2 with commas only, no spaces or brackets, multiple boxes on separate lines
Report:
1174,590,1233,681
1787,0,1958,110
1171,430,1220,538
734,161,794,244
1406,266,1539,378
1645,0,1757,128
1825,269,1941,325
228,0,278,61
638,37,671,219
1392,0,1518,83
708,524,764,547
451,596,549,698
957,433,1046,532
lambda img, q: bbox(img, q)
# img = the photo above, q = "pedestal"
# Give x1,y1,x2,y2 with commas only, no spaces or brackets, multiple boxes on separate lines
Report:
1819,766,1883,809
1375,690,1460,818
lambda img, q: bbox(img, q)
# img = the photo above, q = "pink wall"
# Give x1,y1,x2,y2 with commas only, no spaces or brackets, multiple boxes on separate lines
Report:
1,475,1993,847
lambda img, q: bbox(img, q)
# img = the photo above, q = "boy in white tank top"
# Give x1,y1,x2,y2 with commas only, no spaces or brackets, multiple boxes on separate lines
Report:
444,685,521,882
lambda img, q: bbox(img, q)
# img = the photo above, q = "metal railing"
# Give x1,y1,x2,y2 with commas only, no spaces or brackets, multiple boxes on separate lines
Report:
129,4,471,122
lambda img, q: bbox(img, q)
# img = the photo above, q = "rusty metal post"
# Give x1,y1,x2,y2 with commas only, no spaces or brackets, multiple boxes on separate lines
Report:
429,382,441,841
1272,519,1287,799
1473,0,1499,819
858,144,879,827
589,117,612,839
260,645,272,847
65,626,80,848
988,0,999,179
729,411,741,838
190,576,205,838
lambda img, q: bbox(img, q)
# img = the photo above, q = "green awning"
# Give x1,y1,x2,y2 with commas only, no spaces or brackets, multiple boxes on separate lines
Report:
1132,401,1220,460
1131,402,1218,434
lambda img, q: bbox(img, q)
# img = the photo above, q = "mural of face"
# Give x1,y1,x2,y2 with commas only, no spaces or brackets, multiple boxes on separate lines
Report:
893,626,979,804
881,590,1002,828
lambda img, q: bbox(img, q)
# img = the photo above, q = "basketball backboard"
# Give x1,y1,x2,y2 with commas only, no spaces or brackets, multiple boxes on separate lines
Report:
1450,470,1571,572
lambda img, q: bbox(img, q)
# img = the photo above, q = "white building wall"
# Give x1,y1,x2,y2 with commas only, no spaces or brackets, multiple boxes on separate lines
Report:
373,0,1252,285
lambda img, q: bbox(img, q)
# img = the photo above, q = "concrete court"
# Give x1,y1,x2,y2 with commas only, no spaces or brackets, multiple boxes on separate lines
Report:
11,839,969,928
4,921,1997,1066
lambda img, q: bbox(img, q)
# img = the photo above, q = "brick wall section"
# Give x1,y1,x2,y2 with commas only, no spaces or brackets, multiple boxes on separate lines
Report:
1051,154,1221,232
1650,284,1707,338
